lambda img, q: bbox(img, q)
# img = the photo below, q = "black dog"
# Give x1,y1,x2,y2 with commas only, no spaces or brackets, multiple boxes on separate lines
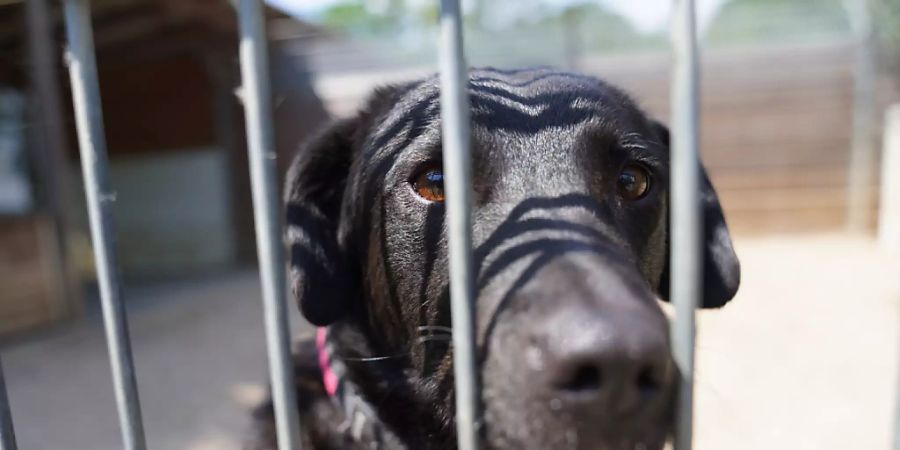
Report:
250,67,740,450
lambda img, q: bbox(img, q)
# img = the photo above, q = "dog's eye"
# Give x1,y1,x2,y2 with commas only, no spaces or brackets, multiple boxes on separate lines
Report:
413,168,445,202
617,164,651,200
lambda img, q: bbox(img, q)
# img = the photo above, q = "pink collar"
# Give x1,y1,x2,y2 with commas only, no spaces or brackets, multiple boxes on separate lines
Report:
314,326,398,446
316,327,339,397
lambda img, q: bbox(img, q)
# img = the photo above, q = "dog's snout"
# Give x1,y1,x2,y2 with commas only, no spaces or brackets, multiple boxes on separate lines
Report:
539,308,672,416
482,254,674,447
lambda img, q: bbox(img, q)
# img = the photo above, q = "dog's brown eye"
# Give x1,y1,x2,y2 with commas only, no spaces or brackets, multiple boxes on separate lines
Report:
617,164,651,200
413,168,445,202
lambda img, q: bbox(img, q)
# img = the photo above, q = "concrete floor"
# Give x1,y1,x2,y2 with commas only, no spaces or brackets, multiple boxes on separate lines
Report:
694,234,900,450
2,233,899,450
2,272,303,450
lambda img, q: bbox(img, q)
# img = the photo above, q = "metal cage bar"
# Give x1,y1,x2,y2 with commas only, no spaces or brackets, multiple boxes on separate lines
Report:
235,1,302,449
845,0,877,232
438,1,480,449
1,3,707,450
669,0,702,449
62,1,147,449
0,357,16,450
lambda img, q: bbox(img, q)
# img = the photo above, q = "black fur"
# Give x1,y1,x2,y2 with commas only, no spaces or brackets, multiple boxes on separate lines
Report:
251,68,740,450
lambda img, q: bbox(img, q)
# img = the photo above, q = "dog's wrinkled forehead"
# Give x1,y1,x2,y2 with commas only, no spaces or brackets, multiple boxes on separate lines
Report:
466,68,649,134
363,68,656,160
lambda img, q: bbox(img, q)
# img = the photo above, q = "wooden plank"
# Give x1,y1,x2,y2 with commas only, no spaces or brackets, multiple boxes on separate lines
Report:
709,166,848,189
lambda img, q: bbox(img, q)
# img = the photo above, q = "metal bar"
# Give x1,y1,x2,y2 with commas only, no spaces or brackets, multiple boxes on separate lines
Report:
669,0,702,449
235,1,301,449
62,2,147,450
879,105,900,252
845,0,877,232
889,109,900,450
895,289,900,450
438,1,480,449
0,357,16,450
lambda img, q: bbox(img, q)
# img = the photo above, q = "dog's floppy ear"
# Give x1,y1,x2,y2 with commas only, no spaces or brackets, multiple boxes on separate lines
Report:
285,84,411,325
652,121,741,308
285,117,362,325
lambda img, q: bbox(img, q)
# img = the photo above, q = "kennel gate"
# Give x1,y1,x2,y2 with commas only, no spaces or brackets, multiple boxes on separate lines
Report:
0,0,705,449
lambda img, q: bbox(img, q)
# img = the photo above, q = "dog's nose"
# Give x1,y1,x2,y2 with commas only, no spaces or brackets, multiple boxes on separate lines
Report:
536,306,672,417
481,250,676,446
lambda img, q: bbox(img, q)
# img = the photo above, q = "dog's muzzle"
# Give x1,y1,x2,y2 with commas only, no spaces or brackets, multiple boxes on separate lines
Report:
480,251,675,449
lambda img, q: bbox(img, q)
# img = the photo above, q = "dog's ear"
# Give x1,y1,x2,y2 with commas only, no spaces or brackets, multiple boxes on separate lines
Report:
285,117,362,325
652,121,741,308
285,85,411,325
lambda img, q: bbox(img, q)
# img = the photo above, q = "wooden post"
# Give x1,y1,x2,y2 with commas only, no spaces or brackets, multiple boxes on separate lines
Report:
205,52,249,264
25,0,81,317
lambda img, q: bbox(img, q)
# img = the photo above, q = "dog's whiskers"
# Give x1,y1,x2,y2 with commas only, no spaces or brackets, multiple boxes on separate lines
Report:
416,325,453,348
417,335,453,344
342,354,409,363
417,325,453,334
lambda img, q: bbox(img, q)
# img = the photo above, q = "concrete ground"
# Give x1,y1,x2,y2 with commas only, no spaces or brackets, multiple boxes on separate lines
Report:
2,233,899,450
695,234,900,450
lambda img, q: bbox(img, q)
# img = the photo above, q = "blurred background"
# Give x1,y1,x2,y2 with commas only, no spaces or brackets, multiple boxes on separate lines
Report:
0,0,899,448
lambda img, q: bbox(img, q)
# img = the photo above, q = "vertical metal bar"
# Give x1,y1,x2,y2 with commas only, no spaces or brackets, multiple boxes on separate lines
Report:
889,108,900,450
62,2,147,450
879,105,900,251
845,0,877,232
235,1,301,449
0,357,16,450
895,292,900,450
438,1,480,449
670,0,702,449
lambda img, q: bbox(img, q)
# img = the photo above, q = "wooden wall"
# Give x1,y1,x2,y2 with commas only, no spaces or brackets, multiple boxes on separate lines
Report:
583,42,894,234
314,41,894,234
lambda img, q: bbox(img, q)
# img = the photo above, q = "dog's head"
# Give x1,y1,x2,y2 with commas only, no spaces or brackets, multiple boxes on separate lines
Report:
285,68,740,449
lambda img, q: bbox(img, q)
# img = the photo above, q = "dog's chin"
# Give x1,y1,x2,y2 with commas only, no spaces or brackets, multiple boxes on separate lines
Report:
481,400,670,450
485,439,669,450
483,437,669,450
482,421,669,450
